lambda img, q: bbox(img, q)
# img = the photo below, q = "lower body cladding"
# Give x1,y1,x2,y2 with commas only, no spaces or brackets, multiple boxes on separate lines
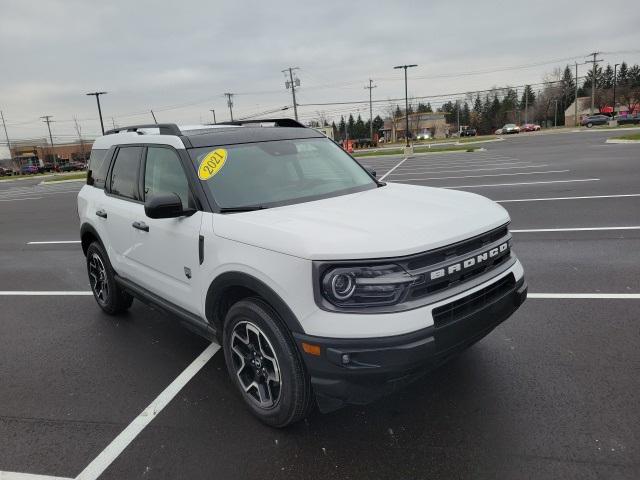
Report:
294,274,527,412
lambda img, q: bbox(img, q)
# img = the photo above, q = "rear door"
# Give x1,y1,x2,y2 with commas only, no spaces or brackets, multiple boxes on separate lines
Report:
104,146,145,279
127,146,203,313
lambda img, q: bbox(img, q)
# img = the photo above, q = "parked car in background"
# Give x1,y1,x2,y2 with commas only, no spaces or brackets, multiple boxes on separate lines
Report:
581,115,610,127
0,166,12,176
615,114,640,125
501,124,520,134
520,123,541,132
495,128,503,135
20,164,39,175
460,127,477,137
416,131,433,140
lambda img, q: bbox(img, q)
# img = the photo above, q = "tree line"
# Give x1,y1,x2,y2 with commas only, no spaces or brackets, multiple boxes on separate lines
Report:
318,61,640,138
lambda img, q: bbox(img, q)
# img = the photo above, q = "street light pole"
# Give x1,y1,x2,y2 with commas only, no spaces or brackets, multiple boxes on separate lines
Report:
210,109,217,124
553,99,559,128
86,92,107,135
613,63,620,117
393,64,417,147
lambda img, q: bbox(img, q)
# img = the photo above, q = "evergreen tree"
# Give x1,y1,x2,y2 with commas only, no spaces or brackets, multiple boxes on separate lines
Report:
337,116,346,141
602,64,614,89
417,102,429,113
354,114,366,138
331,121,337,139
347,114,355,138
617,62,629,86
372,115,384,133
394,105,402,119
520,85,536,109
462,102,471,126
425,102,433,112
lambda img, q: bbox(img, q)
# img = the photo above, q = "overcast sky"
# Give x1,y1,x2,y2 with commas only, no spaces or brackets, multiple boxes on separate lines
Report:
1,0,639,142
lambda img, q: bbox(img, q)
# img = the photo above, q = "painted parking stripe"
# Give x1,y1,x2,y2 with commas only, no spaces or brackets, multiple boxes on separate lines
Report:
437,178,600,189
389,164,545,176
395,170,570,182
27,240,81,245
0,472,72,480
511,226,640,233
75,342,220,480
528,293,640,299
496,193,640,203
379,157,409,181
0,291,93,295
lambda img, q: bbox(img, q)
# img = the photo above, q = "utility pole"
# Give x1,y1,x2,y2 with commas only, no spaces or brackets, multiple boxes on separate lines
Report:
283,67,300,121
587,52,602,115
524,87,529,124
111,117,117,130
210,109,217,124
41,115,56,167
86,91,107,135
73,116,86,161
0,110,13,162
364,79,377,140
553,99,559,128
456,100,460,134
613,63,620,117
224,93,234,121
393,64,418,147
150,110,158,125
574,62,579,126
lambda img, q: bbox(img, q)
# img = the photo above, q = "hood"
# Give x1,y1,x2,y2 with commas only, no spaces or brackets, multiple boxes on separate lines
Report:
212,183,510,260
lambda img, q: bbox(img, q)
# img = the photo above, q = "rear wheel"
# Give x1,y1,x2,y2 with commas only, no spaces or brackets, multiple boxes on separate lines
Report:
223,298,313,427
587,122,593,128
86,242,133,315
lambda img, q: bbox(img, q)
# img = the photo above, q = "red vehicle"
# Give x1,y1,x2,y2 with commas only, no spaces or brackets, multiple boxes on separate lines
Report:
520,123,541,132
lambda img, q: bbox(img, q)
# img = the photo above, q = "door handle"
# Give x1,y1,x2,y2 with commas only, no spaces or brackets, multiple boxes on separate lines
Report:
132,221,149,232
96,210,107,219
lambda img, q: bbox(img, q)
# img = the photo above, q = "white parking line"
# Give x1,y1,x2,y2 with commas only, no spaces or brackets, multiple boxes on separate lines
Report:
439,178,600,189
0,197,43,202
75,342,220,480
396,170,569,182
0,291,93,295
27,241,81,245
379,157,409,181
389,164,546,176
511,226,640,233
528,293,640,299
496,193,640,203
0,472,72,480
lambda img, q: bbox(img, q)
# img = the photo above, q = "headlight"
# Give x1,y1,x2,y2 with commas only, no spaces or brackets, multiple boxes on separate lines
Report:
321,264,416,307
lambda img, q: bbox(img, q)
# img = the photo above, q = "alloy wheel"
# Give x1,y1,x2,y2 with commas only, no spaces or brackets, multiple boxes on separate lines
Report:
230,321,282,409
89,253,109,305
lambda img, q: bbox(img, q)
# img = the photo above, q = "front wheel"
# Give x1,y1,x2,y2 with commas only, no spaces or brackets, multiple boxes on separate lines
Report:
587,122,593,128
223,298,313,427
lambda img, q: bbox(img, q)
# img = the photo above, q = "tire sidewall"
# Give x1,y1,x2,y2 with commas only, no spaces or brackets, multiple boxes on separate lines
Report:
222,299,307,427
86,242,120,313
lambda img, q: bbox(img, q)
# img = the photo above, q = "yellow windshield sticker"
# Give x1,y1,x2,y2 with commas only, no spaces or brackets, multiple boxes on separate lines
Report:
198,149,227,180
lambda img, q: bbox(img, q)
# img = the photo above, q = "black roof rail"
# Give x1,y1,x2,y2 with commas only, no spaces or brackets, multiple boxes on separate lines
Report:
216,118,306,128
104,123,182,136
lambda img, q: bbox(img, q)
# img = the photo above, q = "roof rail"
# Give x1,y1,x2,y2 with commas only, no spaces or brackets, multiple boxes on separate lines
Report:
217,118,306,128
104,123,182,136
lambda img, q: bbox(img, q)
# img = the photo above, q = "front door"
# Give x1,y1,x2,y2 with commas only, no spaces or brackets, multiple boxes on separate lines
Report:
127,146,203,314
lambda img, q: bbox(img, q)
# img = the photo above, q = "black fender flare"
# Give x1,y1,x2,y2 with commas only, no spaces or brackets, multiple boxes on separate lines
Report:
80,222,102,255
205,271,305,335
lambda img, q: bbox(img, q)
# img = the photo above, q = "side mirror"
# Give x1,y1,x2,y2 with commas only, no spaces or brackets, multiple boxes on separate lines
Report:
145,193,191,219
365,167,377,178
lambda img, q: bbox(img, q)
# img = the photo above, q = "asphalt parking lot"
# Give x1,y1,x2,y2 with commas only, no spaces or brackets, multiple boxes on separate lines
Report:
1,129,639,479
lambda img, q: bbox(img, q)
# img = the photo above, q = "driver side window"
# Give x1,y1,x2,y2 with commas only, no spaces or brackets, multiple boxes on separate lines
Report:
144,147,190,209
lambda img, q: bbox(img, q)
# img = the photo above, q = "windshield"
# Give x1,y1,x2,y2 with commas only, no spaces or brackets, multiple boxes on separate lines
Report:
189,137,376,209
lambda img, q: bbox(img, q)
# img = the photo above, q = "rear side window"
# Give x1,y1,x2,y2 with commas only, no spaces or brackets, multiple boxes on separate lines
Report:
144,147,190,208
87,149,110,189
109,147,142,200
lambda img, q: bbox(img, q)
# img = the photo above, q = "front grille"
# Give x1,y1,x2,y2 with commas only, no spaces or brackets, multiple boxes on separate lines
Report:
432,273,515,328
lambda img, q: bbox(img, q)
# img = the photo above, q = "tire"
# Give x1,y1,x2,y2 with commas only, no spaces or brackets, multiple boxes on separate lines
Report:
223,298,313,428
587,122,593,128
86,241,133,315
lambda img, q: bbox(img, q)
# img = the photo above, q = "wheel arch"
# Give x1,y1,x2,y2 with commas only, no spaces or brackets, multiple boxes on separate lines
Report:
205,271,305,339
80,222,103,256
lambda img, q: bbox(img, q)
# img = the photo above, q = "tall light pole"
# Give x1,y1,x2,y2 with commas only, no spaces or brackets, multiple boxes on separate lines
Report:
86,91,107,135
210,109,217,124
613,63,620,117
393,64,417,147
364,79,377,140
0,110,13,162
41,115,56,166
224,93,234,121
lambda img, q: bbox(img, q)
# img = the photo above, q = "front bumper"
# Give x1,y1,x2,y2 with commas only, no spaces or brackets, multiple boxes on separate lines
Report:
294,275,527,412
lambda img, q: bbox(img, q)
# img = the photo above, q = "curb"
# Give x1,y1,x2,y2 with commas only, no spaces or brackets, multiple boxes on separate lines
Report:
605,139,640,144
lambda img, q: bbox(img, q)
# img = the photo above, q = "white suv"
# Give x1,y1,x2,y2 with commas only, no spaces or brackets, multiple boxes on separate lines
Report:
78,120,527,427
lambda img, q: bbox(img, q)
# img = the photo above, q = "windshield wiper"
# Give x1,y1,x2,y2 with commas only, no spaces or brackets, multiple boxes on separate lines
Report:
218,205,269,213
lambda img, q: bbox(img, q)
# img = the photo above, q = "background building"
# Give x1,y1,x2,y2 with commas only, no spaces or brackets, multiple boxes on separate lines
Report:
382,112,449,141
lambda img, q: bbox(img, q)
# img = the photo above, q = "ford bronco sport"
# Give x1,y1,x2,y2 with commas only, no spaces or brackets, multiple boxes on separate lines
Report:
77,119,527,427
